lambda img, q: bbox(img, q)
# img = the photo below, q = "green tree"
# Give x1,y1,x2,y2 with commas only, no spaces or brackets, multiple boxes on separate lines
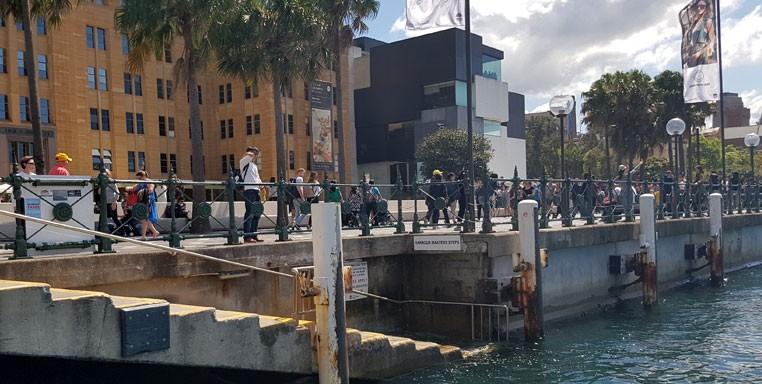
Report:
415,128,492,180
525,114,559,178
318,0,379,183
211,0,327,233
581,70,657,169
116,0,228,233
1,0,85,173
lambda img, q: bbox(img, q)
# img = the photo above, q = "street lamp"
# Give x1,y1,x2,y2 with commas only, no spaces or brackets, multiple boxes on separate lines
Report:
745,132,759,179
549,95,575,179
666,118,686,218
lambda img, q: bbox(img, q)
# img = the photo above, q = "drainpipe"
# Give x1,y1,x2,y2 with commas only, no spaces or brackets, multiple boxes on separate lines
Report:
639,194,658,308
514,199,543,341
312,203,350,383
709,193,724,287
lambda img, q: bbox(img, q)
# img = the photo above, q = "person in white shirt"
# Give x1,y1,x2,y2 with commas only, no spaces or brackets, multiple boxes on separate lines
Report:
239,146,263,243
293,168,307,227
17,156,37,178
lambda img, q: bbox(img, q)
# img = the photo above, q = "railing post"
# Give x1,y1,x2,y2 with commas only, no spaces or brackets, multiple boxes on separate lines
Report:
756,180,760,213
585,174,594,225
412,181,422,234
639,194,658,309
657,177,665,220
684,175,693,218
276,177,289,242
480,175,494,234
510,170,520,231
695,181,703,217
225,175,239,246
625,174,635,222
395,177,405,234
95,164,114,253
10,168,29,259
539,172,549,229
671,176,680,219
460,178,474,233
360,180,371,237
746,177,753,214
561,177,572,227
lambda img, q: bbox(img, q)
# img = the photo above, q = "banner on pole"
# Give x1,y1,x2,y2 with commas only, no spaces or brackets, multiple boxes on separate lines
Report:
310,80,334,172
680,0,720,103
406,0,465,30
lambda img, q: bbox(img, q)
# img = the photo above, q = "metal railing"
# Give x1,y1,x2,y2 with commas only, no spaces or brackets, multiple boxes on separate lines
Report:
2,168,760,258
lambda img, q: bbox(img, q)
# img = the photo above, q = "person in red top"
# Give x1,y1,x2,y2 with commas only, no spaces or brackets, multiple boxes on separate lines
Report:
49,152,72,176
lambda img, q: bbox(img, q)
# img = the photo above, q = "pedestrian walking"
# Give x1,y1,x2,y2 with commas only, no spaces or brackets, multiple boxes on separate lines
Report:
239,146,263,243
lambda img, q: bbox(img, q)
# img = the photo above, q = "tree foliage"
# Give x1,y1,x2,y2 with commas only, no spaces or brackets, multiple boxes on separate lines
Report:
416,128,493,180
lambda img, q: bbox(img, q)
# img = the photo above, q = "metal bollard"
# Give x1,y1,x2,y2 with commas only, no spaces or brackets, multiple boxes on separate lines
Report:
95,165,114,253
311,203,350,384
514,199,543,341
360,181,371,237
639,194,657,309
10,170,29,259
395,178,405,234
225,175,239,246
276,177,289,242
412,182,422,234
709,193,724,287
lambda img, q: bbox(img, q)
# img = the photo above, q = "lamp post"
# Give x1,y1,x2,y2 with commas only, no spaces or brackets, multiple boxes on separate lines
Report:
549,95,575,179
745,132,759,180
550,95,575,227
666,118,686,218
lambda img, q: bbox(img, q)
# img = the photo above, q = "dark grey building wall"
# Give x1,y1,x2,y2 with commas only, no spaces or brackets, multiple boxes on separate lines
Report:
507,92,525,139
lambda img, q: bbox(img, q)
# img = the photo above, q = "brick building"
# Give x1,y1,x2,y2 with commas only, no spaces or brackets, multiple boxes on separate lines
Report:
0,2,352,181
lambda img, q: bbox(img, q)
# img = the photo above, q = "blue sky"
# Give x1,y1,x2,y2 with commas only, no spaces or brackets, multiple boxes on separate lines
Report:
362,0,762,126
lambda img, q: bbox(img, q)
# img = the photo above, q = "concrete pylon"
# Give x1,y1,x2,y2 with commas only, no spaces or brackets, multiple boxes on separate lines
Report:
311,203,349,384
709,193,724,287
517,199,543,341
639,194,658,308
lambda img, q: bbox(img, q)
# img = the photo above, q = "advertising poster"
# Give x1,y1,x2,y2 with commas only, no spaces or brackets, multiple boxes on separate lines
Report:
310,80,334,171
679,0,720,103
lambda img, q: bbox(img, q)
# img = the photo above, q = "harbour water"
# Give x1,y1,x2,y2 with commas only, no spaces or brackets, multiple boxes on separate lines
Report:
391,266,762,383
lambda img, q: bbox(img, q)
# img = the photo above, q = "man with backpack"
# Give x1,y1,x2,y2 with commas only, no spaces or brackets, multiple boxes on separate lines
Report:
239,146,263,243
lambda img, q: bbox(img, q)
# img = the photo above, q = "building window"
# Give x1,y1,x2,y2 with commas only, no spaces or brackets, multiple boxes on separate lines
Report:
305,117,310,136
168,117,175,137
304,81,309,101
101,109,110,131
126,112,134,133
136,113,144,134
483,119,501,137
159,116,166,136
0,95,8,120
219,120,225,139
245,85,251,99
17,51,26,76
87,67,95,89
226,83,232,103
166,80,173,100
97,28,106,50
333,120,338,138
218,85,224,104
127,151,136,172
160,153,168,174
254,114,261,134
90,108,99,130
197,85,203,104
227,118,234,138
138,152,145,170
8,141,34,164
98,68,108,90
16,21,23,31
251,84,259,97
221,155,227,174
19,96,30,122
246,115,252,135
164,48,171,63
36,17,46,35
287,114,294,134
40,99,49,124
92,149,101,170
124,73,132,94
156,78,164,99
0,48,6,73
37,55,47,79
121,34,129,55
289,151,295,170
170,154,177,173
0,15,5,27
134,75,142,96
86,26,94,48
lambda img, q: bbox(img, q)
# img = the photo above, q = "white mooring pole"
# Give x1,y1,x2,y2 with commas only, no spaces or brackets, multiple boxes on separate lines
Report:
639,194,658,308
311,203,350,383
709,193,724,287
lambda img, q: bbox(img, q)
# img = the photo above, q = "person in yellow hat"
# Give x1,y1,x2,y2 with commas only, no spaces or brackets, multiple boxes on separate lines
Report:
49,152,72,176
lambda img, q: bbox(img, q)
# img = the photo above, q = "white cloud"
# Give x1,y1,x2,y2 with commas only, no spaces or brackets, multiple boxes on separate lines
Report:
741,89,762,125
722,5,762,67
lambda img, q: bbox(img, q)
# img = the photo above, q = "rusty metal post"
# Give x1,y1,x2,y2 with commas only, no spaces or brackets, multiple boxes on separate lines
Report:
709,193,724,287
311,203,349,383
639,194,658,309
517,199,543,341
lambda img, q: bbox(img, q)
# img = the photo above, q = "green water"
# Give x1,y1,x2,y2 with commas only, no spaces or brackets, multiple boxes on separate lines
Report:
392,266,762,383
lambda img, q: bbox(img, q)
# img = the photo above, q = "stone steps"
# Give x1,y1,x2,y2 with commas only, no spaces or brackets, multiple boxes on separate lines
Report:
0,279,462,379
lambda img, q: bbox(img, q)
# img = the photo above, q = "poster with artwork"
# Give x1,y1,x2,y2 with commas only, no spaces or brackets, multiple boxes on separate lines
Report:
310,80,334,171
679,0,720,103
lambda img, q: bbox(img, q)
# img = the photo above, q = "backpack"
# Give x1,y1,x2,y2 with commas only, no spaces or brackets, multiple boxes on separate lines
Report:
235,163,250,183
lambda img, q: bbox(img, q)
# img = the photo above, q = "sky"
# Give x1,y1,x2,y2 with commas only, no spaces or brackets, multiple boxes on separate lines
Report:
362,0,762,127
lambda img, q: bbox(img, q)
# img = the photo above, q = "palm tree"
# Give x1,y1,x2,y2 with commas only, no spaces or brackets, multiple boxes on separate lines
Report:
319,0,379,183
116,0,228,233
211,0,328,237
1,0,84,174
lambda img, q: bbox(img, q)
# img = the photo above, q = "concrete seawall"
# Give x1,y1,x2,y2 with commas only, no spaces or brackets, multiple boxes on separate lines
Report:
1,213,761,341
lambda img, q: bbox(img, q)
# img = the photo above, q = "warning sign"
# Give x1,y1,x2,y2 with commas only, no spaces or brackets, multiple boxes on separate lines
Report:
345,261,368,301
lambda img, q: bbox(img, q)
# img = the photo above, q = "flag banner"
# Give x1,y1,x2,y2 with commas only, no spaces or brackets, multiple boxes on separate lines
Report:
310,80,334,172
680,0,720,103
406,0,465,30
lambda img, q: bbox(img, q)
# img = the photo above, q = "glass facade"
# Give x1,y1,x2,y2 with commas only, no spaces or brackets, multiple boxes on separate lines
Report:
483,119,502,137
482,55,501,81
423,81,467,110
